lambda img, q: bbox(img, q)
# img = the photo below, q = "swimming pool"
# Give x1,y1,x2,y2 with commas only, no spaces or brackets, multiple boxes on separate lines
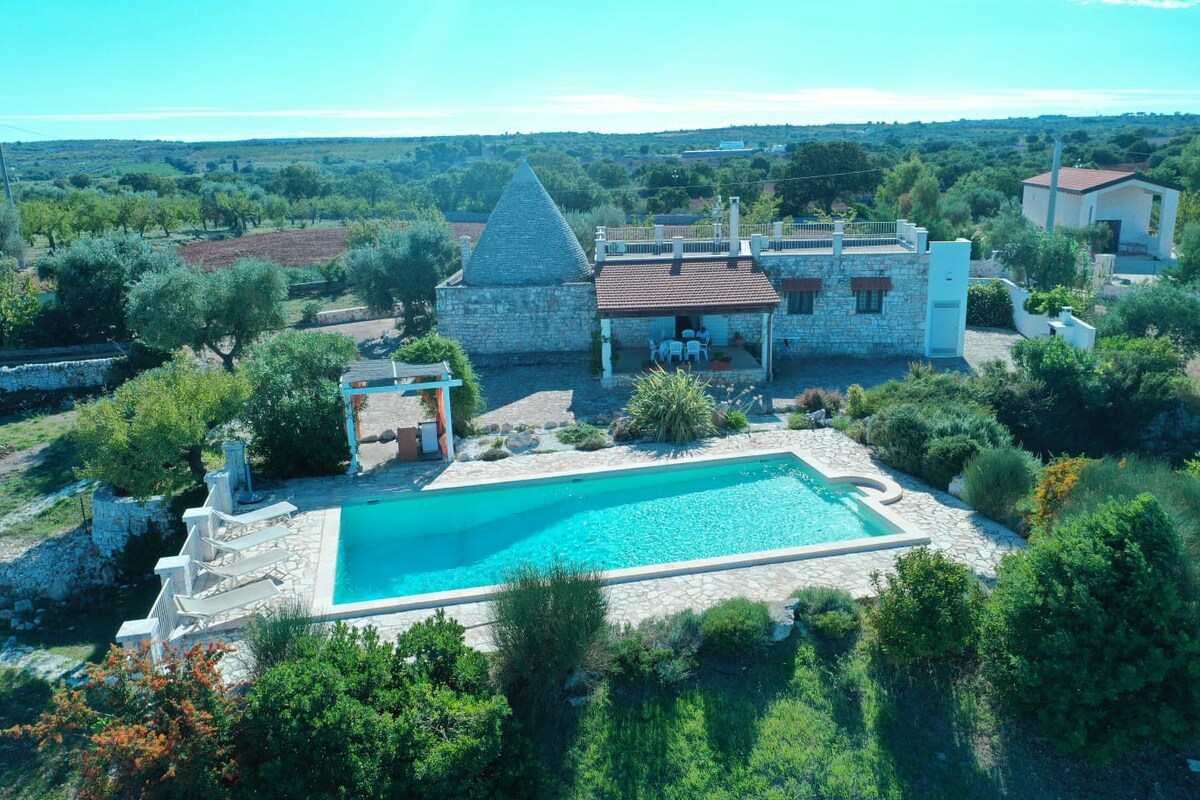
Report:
320,451,926,612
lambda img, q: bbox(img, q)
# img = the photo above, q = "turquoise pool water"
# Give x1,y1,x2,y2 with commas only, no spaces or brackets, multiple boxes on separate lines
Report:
334,456,889,604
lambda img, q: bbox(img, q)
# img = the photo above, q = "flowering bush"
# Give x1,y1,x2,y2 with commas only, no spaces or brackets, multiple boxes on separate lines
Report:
1028,457,1093,534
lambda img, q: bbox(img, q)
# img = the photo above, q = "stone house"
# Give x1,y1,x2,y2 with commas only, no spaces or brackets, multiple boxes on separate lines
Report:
436,163,970,387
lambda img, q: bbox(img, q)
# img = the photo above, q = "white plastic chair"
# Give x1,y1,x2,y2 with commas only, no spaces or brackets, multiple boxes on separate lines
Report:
658,340,671,362
668,340,683,364
648,338,658,362
681,328,695,340
686,340,706,362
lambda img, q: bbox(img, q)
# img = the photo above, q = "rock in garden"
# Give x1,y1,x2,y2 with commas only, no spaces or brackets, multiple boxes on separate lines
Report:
948,475,966,500
378,429,397,444
506,431,538,450
13,599,33,615
0,595,9,610
544,421,558,429
360,434,380,444
768,601,795,642
500,423,514,434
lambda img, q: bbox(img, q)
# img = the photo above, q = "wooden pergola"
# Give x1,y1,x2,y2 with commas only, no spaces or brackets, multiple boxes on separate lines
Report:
339,359,463,474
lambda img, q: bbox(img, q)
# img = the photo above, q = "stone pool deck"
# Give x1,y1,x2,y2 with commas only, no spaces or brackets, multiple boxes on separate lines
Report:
184,429,1024,678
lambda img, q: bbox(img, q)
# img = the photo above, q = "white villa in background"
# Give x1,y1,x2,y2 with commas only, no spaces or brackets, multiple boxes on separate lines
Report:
1021,167,1181,261
437,162,971,388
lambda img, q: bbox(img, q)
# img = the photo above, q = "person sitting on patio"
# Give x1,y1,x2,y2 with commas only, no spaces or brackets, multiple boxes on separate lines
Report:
697,326,710,344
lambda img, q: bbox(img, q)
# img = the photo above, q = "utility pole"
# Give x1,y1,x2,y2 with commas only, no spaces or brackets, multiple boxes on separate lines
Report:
0,142,13,207
1045,139,1063,233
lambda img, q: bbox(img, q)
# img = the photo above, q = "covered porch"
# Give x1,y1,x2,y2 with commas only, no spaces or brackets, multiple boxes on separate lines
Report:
593,255,780,388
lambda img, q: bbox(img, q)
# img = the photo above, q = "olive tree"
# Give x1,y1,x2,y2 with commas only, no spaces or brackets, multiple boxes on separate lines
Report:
73,356,249,498
127,258,288,370
346,222,460,335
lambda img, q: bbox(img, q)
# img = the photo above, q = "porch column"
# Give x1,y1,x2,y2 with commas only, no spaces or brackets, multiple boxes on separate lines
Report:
440,375,456,461
600,317,613,382
760,312,771,382
1158,191,1179,261
342,387,360,474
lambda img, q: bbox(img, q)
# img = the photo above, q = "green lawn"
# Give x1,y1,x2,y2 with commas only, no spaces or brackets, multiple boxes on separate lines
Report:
0,410,84,542
549,636,1197,799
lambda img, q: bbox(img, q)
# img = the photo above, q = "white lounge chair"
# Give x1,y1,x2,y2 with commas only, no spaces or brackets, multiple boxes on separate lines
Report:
212,501,297,528
202,524,291,555
174,579,280,625
199,547,294,585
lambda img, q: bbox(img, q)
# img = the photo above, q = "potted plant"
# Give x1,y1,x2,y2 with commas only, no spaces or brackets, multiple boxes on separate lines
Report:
710,352,733,371
731,331,745,347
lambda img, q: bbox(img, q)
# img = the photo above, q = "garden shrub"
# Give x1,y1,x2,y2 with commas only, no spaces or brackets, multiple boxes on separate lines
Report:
479,447,510,461
242,617,514,800
559,421,610,449
1028,456,1094,533
796,387,845,414
981,495,1200,759
243,330,358,478
10,643,240,800
790,586,861,640
396,333,483,436
721,409,749,432
1022,285,1084,316
625,369,715,445
243,597,327,679
699,598,771,656
962,448,1038,523
845,383,872,418
608,416,643,442
74,355,249,498
929,405,1012,451
921,434,980,491
868,548,983,666
1097,281,1200,358
491,562,609,713
609,610,703,686
966,279,1013,328
867,403,932,475
787,412,816,430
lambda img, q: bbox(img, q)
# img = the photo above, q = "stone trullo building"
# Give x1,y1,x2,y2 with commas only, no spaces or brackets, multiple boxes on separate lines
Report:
436,161,971,387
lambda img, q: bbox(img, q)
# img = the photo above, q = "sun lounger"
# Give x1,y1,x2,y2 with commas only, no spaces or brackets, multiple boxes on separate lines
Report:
199,547,293,584
174,579,279,624
202,524,291,555
212,501,297,528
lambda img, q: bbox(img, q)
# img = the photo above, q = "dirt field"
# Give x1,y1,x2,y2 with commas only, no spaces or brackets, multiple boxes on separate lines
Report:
176,222,487,270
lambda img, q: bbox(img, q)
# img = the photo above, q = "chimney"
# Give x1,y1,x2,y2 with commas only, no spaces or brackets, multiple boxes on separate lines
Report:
728,196,740,255
460,236,472,267
673,235,684,259
1060,306,1074,325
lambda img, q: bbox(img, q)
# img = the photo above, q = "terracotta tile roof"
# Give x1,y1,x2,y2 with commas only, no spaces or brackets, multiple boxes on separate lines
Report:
781,278,822,292
1022,167,1181,194
595,256,780,317
851,277,893,292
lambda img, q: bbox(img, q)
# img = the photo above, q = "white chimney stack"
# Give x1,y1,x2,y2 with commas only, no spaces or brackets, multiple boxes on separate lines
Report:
460,236,472,266
728,196,740,255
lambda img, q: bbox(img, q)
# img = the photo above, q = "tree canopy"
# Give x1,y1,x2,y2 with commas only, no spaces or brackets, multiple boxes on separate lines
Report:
346,222,459,335
775,141,879,216
127,257,288,370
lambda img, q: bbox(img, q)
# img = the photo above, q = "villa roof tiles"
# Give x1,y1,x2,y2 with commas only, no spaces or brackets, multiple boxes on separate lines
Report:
595,256,780,317
1022,167,1181,195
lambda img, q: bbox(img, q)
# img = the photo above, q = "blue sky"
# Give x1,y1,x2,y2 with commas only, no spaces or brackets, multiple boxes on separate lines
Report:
2,0,1198,142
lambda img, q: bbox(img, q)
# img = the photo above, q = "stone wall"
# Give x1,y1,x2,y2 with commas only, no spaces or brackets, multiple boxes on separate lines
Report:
90,485,172,559
761,251,928,357
970,258,1008,279
436,281,596,359
0,358,115,394
0,529,113,617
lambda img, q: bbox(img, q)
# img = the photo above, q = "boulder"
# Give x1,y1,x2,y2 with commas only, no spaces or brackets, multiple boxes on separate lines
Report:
46,579,71,603
948,474,967,500
500,422,514,434
544,421,559,430
13,599,33,616
506,431,538,450
378,429,397,444
360,433,380,444
768,601,795,642
0,595,9,610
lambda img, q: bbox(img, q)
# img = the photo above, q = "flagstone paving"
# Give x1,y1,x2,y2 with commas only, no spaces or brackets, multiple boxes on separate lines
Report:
185,429,1023,680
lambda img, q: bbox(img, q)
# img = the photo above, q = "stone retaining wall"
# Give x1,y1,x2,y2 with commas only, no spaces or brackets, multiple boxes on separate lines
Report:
436,281,595,357
0,358,115,394
762,251,928,357
0,529,113,615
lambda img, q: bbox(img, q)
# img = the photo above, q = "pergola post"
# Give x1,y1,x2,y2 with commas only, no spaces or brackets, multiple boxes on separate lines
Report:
441,372,456,460
342,387,360,474
760,311,771,381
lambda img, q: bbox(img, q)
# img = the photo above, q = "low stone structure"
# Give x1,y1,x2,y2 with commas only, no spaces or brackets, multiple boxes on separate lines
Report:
90,484,172,558
0,358,115,394
0,528,114,618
